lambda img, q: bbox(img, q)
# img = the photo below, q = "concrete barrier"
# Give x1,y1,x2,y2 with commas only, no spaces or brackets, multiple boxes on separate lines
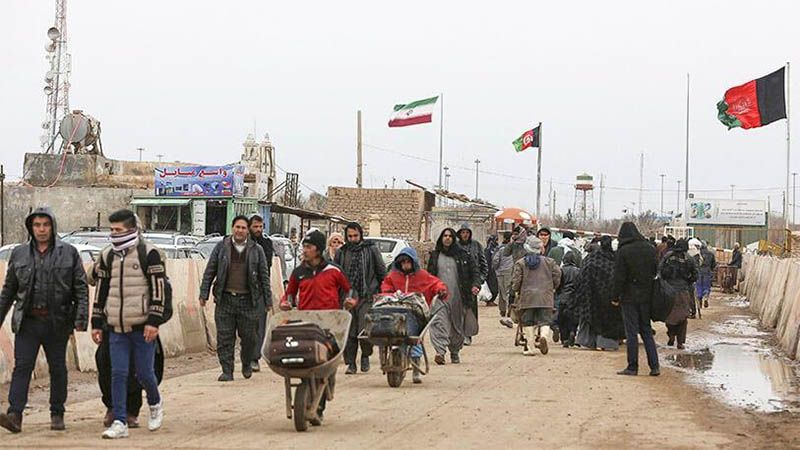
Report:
742,255,800,360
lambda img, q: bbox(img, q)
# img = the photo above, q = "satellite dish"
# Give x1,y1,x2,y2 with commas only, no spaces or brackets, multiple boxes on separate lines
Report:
47,27,60,40
44,85,53,95
45,71,55,82
45,42,56,52
42,121,50,129
59,113,90,142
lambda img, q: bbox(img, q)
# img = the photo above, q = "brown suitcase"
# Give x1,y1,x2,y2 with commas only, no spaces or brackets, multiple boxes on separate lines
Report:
268,322,335,368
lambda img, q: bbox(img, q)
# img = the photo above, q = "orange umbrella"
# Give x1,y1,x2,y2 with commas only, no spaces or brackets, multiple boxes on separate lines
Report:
494,207,535,225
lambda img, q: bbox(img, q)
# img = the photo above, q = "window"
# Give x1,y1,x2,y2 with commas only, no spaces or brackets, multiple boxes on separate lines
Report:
370,240,397,253
79,251,96,263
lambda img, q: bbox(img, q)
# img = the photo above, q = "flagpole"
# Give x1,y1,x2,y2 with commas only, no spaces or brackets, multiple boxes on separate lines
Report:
685,72,690,203
786,62,791,230
537,121,542,220
438,93,444,191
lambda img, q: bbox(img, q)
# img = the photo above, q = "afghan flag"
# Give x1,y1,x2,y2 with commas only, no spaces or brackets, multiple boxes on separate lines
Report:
513,125,540,152
717,67,786,130
388,96,438,127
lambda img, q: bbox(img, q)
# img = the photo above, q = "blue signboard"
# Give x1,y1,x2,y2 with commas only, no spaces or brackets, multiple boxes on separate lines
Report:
155,164,245,197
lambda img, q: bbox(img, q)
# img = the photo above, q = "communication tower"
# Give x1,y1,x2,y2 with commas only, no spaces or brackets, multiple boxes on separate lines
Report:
41,0,72,153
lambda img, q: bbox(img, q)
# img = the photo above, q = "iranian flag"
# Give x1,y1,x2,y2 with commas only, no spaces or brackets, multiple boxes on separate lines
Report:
513,125,540,152
388,96,439,127
717,67,786,130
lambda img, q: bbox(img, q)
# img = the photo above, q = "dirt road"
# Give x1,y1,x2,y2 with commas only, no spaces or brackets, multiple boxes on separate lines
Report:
1,294,799,449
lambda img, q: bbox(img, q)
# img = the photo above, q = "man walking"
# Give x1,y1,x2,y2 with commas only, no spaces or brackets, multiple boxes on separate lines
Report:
335,222,386,374
248,214,274,373
0,207,89,433
91,209,171,439
612,222,660,377
493,231,515,327
457,224,487,345
697,243,716,308
200,215,272,382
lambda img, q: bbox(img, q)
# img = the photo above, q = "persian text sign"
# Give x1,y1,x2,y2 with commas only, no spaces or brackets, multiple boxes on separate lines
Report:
155,165,245,197
686,199,766,226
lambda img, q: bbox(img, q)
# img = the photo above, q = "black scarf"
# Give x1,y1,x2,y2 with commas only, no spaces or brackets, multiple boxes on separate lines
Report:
346,244,365,298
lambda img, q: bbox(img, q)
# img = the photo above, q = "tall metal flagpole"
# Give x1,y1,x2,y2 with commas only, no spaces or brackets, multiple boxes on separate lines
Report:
685,73,690,202
438,93,444,190
785,62,791,229
536,122,543,219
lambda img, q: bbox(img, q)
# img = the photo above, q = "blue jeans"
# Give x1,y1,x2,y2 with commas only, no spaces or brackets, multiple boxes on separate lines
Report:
110,331,161,423
406,314,423,359
696,273,712,300
620,303,659,372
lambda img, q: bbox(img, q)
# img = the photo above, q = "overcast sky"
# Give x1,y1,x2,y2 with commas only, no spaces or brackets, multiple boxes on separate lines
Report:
2,1,797,220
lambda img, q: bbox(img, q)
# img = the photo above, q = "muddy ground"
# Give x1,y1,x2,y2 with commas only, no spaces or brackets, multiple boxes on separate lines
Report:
1,291,799,449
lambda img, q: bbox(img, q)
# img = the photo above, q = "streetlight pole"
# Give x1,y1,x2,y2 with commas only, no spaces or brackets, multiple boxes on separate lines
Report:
659,174,666,216
676,180,682,215
474,158,481,199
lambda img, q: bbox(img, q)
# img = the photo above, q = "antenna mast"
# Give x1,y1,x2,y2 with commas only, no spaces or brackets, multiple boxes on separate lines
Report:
41,0,71,153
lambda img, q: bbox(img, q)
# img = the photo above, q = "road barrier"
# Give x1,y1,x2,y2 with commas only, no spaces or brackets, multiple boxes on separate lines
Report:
741,254,800,360
0,256,285,383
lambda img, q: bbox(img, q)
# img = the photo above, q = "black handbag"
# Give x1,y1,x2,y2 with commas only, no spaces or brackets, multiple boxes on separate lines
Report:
650,276,677,322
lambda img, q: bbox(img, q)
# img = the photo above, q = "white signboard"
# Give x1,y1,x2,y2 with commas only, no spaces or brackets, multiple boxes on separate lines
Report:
192,200,206,236
686,199,766,226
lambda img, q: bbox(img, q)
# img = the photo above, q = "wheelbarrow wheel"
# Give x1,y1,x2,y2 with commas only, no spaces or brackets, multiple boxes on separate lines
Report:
293,380,310,432
387,370,405,388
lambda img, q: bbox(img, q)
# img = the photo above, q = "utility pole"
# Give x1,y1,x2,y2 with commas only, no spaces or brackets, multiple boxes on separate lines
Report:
474,158,481,199
392,177,396,189
730,184,735,199
677,180,682,215
548,179,553,218
638,153,644,215
356,110,363,188
137,147,144,161
659,174,666,216
685,73,691,203
793,172,798,228
598,173,605,221
444,166,450,190
0,164,5,246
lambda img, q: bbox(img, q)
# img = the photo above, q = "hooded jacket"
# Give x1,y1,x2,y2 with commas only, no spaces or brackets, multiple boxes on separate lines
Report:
0,207,89,333
612,222,657,304
457,224,488,284
334,222,386,300
510,249,561,310
381,247,447,306
555,251,581,308
547,237,583,266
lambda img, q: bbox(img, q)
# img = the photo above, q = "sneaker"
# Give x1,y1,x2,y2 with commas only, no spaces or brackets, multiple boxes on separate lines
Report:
499,318,514,328
242,365,253,379
360,355,371,373
616,369,638,376
102,420,129,439
434,354,446,365
463,337,472,346
345,363,357,374
451,353,460,364
538,337,549,355
148,402,164,432
412,357,422,384
251,361,261,372
0,412,22,433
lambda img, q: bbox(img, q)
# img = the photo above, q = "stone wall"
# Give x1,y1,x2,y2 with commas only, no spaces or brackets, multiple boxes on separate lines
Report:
325,187,430,241
1,184,149,244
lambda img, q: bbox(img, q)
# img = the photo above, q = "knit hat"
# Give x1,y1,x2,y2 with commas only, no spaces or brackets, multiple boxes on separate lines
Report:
523,236,542,255
303,230,327,254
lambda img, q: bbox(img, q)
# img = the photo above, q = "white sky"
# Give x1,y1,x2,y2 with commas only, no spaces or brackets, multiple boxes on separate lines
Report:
2,0,798,220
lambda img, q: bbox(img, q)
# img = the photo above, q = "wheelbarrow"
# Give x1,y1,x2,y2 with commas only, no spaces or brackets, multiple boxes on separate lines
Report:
263,310,352,432
360,297,444,388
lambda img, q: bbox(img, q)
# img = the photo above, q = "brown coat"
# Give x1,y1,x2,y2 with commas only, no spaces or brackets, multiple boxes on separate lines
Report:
511,255,562,310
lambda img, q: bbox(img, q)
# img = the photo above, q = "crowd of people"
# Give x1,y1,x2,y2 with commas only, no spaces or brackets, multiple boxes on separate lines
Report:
0,206,744,439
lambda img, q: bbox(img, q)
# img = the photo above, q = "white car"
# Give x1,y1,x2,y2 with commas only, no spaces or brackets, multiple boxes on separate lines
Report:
144,233,201,247
364,237,411,269
0,243,100,263
155,244,206,260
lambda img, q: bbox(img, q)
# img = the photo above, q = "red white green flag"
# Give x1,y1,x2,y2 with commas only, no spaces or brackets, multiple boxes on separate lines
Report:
513,125,540,152
717,67,786,130
388,96,439,127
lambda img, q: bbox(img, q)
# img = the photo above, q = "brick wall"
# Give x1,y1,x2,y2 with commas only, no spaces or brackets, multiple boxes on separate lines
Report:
325,187,427,241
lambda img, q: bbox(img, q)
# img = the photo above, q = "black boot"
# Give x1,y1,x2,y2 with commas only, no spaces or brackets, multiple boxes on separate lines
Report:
0,412,22,433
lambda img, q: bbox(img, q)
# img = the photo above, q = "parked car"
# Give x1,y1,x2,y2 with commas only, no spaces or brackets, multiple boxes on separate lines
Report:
143,232,201,247
196,236,223,258
0,243,100,263
156,244,206,260
61,230,112,248
364,237,411,269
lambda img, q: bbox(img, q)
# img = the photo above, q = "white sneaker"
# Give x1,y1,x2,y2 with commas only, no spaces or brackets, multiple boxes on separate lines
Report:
148,401,164,431
102,420,129,439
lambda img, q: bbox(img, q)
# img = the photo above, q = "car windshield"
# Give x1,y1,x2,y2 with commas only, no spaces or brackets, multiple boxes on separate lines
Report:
146,236,175,246
369,240,397,253
197,241,219,257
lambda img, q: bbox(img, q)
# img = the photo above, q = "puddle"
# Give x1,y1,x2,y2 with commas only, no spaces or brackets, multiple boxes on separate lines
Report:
710,316,767,337
667,342,800,413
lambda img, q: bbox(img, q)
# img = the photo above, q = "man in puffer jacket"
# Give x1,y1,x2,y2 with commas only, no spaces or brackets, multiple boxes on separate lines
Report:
91,209,172,440
381,247,448,383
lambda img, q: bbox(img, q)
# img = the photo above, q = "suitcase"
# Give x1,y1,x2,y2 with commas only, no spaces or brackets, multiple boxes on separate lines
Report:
365,307,409,338
268,321,338,368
